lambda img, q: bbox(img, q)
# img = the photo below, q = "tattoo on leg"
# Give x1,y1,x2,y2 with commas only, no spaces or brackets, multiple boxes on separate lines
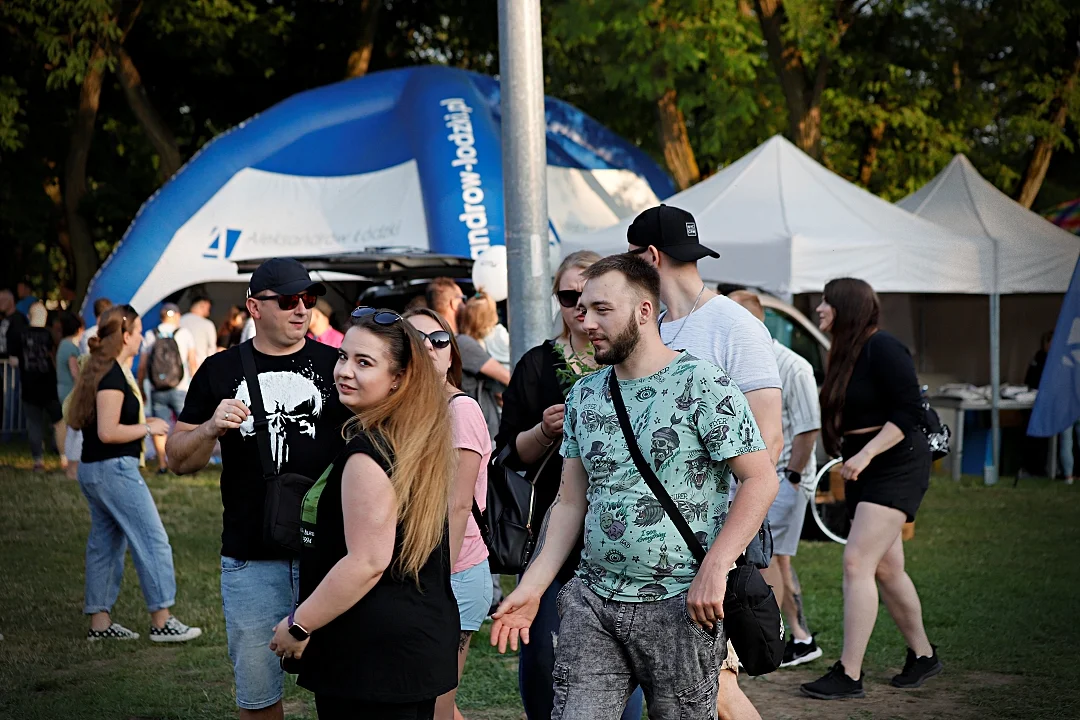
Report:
789,565,811,635
459,631,473,652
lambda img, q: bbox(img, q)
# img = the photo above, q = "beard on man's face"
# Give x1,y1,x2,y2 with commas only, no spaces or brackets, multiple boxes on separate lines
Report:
593,312,641,365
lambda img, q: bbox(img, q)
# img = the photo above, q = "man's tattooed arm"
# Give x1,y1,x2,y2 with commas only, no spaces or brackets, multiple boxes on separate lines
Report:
517,458,589,590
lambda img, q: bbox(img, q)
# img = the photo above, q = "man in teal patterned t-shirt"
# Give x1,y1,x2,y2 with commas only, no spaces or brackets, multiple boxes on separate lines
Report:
491,254,778,720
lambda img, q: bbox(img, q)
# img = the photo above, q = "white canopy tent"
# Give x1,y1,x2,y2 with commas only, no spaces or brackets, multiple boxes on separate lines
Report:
898,154,1080,481
561,135,991,294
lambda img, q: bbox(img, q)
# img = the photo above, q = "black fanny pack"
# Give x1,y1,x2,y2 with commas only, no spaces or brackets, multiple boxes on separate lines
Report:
609,369,784,676
240,341,315,555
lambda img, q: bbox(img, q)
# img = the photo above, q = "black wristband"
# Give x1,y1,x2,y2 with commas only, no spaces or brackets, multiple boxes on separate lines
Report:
783,467,801,485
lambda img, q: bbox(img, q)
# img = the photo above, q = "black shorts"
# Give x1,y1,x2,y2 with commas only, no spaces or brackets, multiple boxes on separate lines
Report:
842,430,931,523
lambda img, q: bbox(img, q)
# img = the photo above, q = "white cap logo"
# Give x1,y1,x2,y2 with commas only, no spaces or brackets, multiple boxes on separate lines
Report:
685,222,697,237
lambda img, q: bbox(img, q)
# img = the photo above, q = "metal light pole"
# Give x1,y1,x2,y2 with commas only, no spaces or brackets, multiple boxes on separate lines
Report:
498,0,551,368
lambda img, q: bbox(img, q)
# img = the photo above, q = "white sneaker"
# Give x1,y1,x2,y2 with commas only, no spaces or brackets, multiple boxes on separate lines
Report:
149,616,202,643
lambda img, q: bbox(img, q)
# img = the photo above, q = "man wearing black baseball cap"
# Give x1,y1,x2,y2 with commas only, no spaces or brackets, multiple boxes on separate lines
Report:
627,205,783,720
166,257,349,719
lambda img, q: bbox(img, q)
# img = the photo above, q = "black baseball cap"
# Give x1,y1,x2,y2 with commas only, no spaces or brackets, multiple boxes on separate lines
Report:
248,258,326,297
627,204,719,262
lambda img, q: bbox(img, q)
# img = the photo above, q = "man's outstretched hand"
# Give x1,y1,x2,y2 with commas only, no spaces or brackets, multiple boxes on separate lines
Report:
489,585,542,653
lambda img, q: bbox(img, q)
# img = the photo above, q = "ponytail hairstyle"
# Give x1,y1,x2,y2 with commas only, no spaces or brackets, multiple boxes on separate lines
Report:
66,305,140,430
818,278,880,456
403,306,463,389
342,312,455,581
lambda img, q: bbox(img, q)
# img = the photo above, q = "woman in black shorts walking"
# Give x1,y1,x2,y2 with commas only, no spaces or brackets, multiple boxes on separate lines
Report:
801,278,942,700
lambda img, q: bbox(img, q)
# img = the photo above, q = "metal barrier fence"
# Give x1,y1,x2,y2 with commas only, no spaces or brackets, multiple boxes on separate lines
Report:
1,358,26,439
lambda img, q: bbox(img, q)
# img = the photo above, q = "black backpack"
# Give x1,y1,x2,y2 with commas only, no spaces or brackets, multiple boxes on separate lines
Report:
148,330,184,390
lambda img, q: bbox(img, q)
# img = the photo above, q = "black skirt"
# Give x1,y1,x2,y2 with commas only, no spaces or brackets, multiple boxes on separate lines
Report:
841,430,931,522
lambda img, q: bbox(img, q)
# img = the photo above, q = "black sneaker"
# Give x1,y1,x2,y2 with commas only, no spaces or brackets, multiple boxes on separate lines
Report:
87,622,140,641
801,661,865,700
149,616,202,643
781,635,823,668
891,645,943,688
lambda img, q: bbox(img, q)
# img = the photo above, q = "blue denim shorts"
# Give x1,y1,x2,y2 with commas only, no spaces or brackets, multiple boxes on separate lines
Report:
450,559,493,632
220,556,300,710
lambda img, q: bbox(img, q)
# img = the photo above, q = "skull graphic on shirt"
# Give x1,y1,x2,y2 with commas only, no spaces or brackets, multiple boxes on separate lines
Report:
236,371,324,471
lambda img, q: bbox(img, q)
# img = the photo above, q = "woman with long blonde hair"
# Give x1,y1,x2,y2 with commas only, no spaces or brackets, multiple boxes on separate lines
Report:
67,305,201,642
270,307,459,720
493,250,644,720
405,307,493,720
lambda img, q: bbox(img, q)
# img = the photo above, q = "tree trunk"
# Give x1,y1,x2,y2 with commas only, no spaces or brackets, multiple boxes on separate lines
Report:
43,171,74,285
116,47,182,181
65,46,107,307
857,120,886,186
656,89,700,191
345,0,381,79
753,0,843,160
1016,54,1080,209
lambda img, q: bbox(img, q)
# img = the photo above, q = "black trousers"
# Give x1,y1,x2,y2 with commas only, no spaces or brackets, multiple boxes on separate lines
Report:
314,694,436,720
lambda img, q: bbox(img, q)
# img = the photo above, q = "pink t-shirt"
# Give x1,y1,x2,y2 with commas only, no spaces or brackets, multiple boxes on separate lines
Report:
450,395,492,574
313,327,345,348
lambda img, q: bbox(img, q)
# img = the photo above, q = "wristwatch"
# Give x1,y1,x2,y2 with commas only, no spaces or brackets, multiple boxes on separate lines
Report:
782,467,801,485
287,611,310,641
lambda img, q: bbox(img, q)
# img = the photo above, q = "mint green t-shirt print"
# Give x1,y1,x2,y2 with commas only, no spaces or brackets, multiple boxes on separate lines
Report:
562,352,766,603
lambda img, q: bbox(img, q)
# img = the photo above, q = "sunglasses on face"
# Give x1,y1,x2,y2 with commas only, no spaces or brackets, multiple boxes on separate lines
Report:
415,329,452,349
351,306,402,325
251,292,317,311
556,289,582,309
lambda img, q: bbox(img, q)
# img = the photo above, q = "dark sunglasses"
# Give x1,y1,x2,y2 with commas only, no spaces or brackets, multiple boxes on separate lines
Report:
251,292,317,311
556,289,582,309
351,306,402,325
415,329,452,349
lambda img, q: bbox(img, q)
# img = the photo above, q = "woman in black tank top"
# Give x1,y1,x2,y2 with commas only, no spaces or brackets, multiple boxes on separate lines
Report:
801,279,942,701
269,308,458,720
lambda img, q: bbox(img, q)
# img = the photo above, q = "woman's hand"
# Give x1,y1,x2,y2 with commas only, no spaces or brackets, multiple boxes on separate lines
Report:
541,404,565,440
269,616,310,659
840,449,872,481
146,417,170,436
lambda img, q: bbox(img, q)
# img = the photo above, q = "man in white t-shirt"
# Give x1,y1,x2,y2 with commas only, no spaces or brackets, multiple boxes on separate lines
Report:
138,303,197,473
627,204,783,720
179,296,218,370
730,290,824,670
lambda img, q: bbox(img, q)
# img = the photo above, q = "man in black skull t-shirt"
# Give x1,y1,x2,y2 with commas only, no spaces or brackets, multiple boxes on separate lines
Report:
167,259,351,718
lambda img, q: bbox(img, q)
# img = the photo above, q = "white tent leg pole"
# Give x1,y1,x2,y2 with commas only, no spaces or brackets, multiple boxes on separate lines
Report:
987,292,1001,485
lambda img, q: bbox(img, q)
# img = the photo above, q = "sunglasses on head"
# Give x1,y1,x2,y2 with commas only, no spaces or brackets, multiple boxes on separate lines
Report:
251,292,317,311
415,329,452,349
351,306,402,325
556,289,582,309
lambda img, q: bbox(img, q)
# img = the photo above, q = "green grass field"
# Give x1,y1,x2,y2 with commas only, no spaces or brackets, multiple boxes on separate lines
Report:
1,443,1078,719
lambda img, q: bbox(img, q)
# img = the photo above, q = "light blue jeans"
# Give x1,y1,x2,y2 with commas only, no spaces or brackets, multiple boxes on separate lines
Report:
78,456,177,614
220,556,300,710
1060,421,1080,478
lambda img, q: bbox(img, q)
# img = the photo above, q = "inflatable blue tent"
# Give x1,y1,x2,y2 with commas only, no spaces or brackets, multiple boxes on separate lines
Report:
82,65,674,321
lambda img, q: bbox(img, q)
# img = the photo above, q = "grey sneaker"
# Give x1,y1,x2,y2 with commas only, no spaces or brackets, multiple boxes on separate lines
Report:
87,622,140,641
149,616,202,643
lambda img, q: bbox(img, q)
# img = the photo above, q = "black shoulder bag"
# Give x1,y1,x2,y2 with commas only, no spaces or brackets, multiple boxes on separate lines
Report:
472,430,559,575
608,369,784,676
240,340,317,554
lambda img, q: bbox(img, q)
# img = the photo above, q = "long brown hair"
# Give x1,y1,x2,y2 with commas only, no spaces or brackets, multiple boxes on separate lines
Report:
403,307,463,389
819,278,880,456
553,250,601,338
343,313,455,581
66,305,140,430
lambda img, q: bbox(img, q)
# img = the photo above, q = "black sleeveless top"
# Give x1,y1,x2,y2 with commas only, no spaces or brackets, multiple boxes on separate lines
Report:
296,432,459,701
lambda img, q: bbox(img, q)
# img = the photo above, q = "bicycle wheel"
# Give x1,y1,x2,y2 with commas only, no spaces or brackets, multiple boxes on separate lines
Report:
810,458,850,544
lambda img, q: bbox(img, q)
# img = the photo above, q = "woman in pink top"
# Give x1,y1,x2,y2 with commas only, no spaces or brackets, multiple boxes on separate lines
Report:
405,308,492,720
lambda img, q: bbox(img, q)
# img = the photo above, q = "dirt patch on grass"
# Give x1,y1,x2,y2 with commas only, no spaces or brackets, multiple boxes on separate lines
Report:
740,668,1018,719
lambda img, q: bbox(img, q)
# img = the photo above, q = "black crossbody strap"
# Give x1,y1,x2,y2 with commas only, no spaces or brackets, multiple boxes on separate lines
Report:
239,340,276,479
608,369,707,563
